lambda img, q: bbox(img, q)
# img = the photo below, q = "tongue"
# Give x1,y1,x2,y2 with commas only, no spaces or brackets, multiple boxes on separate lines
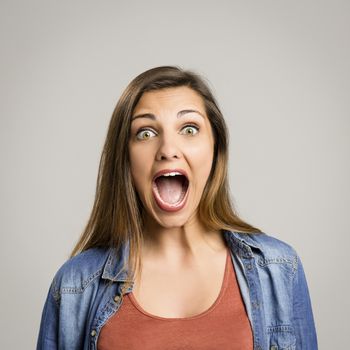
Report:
155,176,183,204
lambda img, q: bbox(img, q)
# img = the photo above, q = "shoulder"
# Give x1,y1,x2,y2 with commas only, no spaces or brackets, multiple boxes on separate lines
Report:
230,230,299,264
51,247,111,293
245,231,297,255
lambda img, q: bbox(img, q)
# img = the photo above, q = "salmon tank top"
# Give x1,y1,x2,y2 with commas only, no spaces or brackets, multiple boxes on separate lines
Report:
97,248,254,349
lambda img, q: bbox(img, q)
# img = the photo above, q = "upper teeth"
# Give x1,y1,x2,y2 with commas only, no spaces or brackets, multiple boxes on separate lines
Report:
161,172,182,177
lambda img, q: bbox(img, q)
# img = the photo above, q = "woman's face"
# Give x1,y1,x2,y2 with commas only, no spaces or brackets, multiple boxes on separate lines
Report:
128,86,215,229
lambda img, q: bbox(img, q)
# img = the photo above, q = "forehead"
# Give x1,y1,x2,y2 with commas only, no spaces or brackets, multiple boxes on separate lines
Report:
133,86,205,112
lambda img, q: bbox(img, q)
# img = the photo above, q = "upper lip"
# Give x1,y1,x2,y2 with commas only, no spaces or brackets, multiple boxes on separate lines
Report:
152,168,189,182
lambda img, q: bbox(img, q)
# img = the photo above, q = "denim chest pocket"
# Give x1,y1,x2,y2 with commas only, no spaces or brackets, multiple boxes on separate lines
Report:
267,325,296,350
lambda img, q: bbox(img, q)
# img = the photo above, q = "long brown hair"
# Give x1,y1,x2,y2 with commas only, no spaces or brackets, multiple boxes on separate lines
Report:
69,65,262,281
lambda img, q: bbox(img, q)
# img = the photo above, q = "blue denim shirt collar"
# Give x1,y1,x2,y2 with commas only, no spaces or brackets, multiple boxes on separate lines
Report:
101,242,131,282
224,230,263,256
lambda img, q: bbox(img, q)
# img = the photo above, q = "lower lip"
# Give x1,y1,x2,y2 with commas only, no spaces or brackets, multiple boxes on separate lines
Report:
152,180,189,212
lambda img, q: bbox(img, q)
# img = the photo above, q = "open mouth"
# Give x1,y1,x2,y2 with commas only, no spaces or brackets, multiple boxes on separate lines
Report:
152,174,189,212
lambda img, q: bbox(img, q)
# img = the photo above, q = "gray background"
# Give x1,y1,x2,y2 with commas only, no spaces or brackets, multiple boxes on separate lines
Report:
1,0,349,348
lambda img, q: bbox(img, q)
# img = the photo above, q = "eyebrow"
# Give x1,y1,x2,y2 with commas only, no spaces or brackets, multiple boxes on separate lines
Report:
131,109,205,121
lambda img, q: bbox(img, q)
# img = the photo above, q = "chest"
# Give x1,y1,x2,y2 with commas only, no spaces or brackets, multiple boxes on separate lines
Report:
130,250,229,318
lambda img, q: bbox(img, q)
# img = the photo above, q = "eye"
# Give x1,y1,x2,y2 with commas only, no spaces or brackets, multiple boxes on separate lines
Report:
136,128,156,140
180,124,199,136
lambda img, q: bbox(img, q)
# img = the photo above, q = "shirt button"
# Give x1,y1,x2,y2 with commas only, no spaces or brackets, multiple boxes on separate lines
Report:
270,346,278,350
91,330,97,337
114,295,121,302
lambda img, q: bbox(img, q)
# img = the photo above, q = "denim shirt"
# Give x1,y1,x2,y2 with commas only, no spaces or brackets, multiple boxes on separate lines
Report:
36,230,318,350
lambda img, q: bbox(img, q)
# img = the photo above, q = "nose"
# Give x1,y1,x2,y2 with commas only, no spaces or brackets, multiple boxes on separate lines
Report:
155,135,181,161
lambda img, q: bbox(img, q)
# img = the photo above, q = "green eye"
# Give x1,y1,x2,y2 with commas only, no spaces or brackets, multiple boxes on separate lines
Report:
136,129,156,140
181,125,199,135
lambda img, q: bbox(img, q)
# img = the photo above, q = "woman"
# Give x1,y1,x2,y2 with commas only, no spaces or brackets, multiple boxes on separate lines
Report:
36,66,318,350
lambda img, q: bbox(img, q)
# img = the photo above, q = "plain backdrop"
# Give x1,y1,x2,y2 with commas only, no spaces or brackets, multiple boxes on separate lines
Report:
1,0,349,348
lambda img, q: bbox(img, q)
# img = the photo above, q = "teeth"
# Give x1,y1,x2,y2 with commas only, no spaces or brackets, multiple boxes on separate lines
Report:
161,172,182,177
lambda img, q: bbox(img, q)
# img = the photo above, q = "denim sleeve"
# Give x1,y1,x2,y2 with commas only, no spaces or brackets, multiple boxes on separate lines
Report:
36,281,59,350
293,253,318,349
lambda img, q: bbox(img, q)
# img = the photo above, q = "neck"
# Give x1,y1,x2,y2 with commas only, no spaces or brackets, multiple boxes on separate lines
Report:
140,216,226,264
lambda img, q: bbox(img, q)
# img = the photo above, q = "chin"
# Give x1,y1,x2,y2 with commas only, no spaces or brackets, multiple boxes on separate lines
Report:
149,210,192,229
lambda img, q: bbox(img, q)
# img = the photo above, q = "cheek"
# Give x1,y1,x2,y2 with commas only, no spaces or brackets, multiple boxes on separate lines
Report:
129,146,152,192
189,141,214,181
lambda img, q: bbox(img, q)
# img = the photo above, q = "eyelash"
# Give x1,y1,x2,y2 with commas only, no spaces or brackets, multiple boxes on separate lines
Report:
135,124,200,140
